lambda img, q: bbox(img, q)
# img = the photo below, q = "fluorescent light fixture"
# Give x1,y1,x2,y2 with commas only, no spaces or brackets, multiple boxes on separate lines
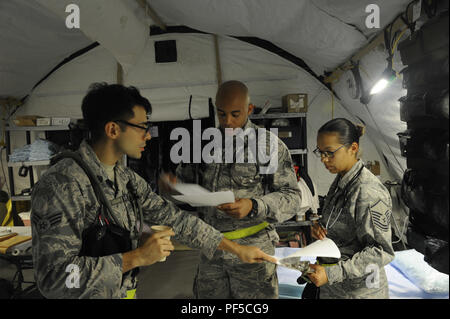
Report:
370,68,397,95
370,78,390,95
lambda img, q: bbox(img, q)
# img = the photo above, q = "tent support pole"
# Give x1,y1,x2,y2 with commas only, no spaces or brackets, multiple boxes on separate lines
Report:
117,63,124,85
214,35,222,87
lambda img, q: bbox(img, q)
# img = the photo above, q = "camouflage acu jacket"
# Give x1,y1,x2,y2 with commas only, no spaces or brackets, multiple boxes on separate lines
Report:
176,120,302,239
31,140,223,299
319,160,395,299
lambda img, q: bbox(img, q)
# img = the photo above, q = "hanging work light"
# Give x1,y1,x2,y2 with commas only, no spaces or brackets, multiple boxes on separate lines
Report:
370,66,397,95
369,21,406,96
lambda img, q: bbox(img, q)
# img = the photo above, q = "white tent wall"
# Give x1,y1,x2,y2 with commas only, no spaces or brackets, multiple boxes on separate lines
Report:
0,0,92,98
36,0,150,73
7,33,392,200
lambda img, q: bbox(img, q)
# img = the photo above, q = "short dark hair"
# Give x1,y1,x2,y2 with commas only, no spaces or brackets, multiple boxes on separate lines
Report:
318,118,365,145
216,80,250,105
81,83,152,141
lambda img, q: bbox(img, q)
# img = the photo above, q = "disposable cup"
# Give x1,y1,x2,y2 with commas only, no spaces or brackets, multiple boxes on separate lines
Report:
150,225,172,262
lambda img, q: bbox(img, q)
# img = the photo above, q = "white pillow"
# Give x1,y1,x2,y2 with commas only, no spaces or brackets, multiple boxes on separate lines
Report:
390,249,449,294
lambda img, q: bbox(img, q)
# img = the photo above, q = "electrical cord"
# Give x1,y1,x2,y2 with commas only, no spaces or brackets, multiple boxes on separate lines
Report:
397,1,418,40
391,28,408,55
392,214,409,248
385,181,409,249
390,27,409,76
384,1,417,75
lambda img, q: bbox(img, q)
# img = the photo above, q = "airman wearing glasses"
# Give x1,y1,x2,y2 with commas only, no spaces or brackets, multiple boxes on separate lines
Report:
302,118,395,299
31,83,276,299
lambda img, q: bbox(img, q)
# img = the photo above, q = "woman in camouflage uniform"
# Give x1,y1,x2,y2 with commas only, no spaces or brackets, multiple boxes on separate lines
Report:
306,118,395,299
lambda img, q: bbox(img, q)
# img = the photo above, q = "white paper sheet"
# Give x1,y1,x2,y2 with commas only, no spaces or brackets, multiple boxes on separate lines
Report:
275,238,341,264
172,182,210,195
173,191,235,207
166,179,235,207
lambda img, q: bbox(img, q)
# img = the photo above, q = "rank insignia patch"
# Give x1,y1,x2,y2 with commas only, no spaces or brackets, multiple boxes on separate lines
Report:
32,212,62,232
370,200,391,232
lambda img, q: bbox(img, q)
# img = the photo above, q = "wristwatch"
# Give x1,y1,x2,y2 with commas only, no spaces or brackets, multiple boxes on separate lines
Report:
248,198,258,218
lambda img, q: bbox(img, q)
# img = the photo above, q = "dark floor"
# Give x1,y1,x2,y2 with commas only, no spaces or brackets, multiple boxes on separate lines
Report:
137,250,200,299
0,249,200,299
0,257,37,298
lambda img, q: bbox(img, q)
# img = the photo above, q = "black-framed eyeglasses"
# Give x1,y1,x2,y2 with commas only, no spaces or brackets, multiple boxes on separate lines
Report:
114,120,152,135
313,144,349,159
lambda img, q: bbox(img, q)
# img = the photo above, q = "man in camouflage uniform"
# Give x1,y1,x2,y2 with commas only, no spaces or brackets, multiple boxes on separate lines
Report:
309,156,395,298
31,83,276,299
164,81,302,298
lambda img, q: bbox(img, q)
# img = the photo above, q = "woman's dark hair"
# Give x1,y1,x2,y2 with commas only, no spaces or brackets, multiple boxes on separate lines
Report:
318,118,365,145
81,83,152,142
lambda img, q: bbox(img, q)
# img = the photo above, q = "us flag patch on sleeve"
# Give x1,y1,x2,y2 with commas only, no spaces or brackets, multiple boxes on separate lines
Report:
370,200,391,232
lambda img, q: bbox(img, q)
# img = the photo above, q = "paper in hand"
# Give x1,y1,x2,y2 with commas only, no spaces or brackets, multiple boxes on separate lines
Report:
172,182,210,195
273,238,341,265
173,191,235,207
169,180,235,207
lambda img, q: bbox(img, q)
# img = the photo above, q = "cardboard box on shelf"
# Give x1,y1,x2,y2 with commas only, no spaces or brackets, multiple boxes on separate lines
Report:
282,94,308,113
13,115,43,126
278,131,292,138
36,117,51,126
51,117,71,126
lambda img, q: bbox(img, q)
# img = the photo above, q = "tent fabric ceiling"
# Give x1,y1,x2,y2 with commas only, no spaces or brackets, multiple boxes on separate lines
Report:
148,0,412,74
37,0,150,74
311,0,412,37
0,0,92,98
0,0,412,99
13,32,392,196
1,0,412,186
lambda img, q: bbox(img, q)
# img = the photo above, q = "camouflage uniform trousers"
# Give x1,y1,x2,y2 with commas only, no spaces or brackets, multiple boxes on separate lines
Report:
193,228,279,299
319,267,390,299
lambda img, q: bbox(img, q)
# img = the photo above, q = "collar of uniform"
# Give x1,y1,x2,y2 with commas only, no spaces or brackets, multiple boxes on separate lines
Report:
114,161,130,194
220,119,257,144
242,119,255,131
337,159,364,190
223,119,257,132
224,119,261,155
78,140,116,185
